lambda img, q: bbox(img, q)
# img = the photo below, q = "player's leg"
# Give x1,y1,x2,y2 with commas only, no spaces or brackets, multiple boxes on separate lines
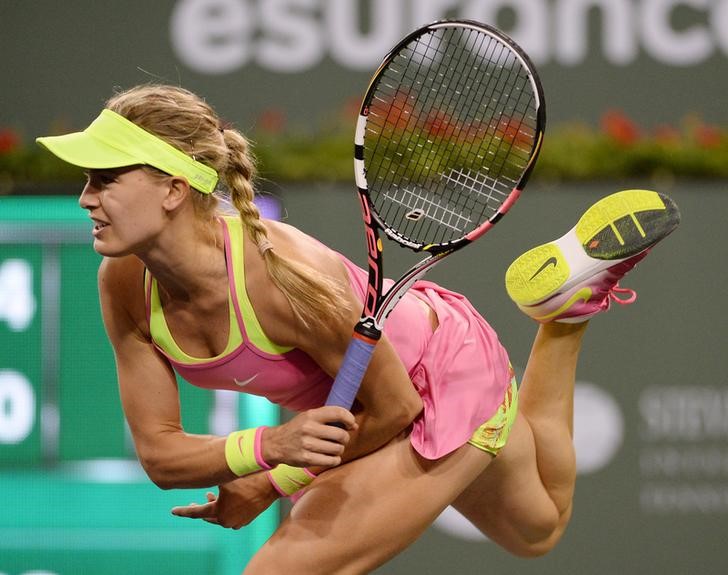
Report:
243,434,494,575
454,190,681,556
453,322,585,557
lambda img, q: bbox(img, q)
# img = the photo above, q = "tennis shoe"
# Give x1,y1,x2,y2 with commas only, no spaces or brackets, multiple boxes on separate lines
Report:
505,189,681,323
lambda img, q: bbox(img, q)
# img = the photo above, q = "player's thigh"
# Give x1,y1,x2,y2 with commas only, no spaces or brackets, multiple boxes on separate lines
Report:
245,434,492,575
453,412,562,550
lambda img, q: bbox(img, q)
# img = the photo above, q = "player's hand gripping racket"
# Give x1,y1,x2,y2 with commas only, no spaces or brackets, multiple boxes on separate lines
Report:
325,20,546,410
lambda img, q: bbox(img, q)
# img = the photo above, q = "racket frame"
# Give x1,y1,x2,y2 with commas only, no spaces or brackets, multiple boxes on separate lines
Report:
325,19,546,410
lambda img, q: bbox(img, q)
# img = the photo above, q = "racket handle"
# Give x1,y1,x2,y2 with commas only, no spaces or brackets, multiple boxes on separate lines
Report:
325,331,379,410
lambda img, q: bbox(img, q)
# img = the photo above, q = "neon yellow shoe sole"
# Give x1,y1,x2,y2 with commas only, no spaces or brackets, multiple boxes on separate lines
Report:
505,190,681,314
504,243,570,308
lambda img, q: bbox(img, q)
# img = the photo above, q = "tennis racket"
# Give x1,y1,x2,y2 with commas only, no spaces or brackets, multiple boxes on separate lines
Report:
325,19,546,410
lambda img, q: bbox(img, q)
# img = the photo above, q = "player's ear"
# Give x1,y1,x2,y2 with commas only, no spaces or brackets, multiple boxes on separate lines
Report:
162,176,191,211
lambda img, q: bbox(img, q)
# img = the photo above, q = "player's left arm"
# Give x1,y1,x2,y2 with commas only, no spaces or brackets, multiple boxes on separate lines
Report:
254,235,424,465
310,322,424,463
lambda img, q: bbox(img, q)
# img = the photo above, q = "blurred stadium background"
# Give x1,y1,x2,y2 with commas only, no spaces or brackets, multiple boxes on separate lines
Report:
1,2,726,574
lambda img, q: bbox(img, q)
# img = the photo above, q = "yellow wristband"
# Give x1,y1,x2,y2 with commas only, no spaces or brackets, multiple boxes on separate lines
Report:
266,465,317,496
224,427,272,476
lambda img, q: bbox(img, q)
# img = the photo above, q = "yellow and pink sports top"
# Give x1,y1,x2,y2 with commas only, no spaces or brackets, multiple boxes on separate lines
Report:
145,216,511,459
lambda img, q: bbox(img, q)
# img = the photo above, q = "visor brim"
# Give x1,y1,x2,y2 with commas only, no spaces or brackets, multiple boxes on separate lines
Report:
36,132,140,170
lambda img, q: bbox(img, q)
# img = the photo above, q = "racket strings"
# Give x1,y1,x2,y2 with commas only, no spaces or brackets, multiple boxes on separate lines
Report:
433,31,516,221
364,25,539,246
406,31,502,238
415,29,533,207
369,38,500,235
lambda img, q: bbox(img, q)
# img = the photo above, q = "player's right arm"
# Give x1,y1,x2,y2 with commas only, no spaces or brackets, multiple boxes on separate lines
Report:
98,255,240,489
97,255,354,489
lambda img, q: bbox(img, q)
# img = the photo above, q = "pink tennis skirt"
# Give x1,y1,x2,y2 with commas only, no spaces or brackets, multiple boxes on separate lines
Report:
391,280,512,460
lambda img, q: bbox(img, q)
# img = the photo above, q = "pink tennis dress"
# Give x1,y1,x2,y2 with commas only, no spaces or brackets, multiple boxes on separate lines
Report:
145,217,511,459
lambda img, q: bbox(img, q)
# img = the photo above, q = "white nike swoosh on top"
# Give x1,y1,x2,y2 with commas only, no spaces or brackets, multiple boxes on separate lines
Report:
233,374,259,387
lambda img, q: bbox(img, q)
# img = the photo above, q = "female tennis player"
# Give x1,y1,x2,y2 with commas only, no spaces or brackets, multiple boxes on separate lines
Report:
36,85,679,574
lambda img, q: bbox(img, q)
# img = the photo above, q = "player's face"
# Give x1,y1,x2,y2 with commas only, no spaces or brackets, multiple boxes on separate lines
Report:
79,166,172,257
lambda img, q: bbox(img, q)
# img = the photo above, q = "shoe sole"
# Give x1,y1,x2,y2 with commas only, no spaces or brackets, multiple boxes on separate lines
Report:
505,189,681,306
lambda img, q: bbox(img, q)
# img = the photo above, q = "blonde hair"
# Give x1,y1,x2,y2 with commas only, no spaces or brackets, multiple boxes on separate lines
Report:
106,84,349,329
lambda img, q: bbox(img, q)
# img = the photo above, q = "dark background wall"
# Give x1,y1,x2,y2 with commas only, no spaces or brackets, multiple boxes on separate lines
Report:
2,1,726,138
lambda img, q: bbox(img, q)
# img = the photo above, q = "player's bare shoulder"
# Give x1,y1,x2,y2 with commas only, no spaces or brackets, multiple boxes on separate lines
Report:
266,220,348,282
97,255,149,339
98,255,144,296
250,220,355,346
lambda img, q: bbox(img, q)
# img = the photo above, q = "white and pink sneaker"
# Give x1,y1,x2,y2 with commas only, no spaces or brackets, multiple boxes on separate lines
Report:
505,189,681,323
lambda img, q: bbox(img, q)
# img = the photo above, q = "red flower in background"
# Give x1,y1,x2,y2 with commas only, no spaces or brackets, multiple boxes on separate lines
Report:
693,124,722,149
256,108,287,135
652,124,680,145
601,109,640,145
340,96,361,122
424,109,458,139
372,89,415,132
0,129,20,154
494,116,534,148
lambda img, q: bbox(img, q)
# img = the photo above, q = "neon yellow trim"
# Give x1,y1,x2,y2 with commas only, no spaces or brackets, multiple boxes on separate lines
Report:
224,216,292,355
524,130,544,171
574,189,665,246
468,376,518,456
145,217,291,362
630,213,646,237
609,222,625,245
533,287,592,322
148,276,241,365
225,428,263,476
505,243,569,305
268,464,316,496
36,109,218,194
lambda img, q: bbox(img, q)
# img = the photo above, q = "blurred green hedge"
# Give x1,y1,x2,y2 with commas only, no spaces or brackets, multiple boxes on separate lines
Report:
2,110,725,194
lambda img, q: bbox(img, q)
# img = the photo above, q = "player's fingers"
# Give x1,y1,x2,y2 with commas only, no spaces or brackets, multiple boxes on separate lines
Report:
171,501,216,519
310,406,357,429
306,452,343,468
307,423,353,447
307,437,348,456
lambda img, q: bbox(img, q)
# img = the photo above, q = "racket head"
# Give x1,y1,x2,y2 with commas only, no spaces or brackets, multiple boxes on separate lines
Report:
354,20,546,253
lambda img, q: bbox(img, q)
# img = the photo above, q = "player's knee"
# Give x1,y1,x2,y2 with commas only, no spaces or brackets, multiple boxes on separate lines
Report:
505,531,560,558
510,539,557,558
506,506,570,558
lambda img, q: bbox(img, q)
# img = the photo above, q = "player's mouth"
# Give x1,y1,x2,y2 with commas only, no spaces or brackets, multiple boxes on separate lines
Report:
91,218,110,236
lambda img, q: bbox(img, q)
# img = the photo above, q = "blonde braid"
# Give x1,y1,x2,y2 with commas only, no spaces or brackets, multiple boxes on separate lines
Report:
222,129,350,329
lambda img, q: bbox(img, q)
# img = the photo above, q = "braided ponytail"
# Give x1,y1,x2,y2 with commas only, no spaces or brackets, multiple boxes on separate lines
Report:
222,129,350,329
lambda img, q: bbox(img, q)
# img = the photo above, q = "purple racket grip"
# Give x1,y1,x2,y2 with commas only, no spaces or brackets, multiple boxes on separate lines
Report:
325,335,377,410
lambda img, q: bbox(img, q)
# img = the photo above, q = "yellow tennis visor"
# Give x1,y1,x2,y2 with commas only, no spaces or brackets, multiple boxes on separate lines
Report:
36,109,219,194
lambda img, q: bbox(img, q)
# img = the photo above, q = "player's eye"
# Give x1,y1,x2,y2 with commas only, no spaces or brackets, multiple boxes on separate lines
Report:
85,170,117,187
